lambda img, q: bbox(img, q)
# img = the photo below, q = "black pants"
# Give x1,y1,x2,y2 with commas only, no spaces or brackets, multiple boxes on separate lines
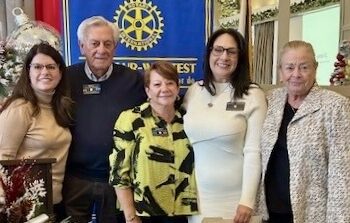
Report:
268,212,293,223
62,174,118,223
53,201,66,222
140,215,188,223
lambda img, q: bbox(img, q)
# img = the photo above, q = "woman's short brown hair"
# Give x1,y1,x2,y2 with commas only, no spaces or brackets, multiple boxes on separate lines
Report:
144,61,179,87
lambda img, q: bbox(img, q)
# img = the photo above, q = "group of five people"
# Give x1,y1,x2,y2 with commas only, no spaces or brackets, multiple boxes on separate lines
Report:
0,15,349,223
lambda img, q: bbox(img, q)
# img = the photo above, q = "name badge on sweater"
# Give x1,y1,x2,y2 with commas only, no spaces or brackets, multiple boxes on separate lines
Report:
83,84,101,95
152,127,168,136
226,102,245,111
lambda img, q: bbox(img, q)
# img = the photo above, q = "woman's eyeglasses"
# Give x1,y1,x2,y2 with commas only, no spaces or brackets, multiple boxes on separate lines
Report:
210,46,239,58
30,63,59,71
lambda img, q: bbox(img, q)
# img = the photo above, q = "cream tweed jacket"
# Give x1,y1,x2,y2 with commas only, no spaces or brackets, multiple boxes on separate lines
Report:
257,86,350,223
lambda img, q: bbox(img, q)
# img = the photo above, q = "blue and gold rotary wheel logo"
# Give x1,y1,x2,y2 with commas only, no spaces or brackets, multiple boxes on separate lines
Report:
114,0,164,51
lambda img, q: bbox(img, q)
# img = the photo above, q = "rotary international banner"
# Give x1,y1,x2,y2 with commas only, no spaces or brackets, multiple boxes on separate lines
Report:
62,0,213,88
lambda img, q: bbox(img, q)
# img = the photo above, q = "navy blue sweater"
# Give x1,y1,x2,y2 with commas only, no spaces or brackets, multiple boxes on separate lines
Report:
66,63,147,182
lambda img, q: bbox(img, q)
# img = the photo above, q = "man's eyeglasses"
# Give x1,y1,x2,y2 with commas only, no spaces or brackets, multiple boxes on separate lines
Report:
30,63,59,71
210,46,239,58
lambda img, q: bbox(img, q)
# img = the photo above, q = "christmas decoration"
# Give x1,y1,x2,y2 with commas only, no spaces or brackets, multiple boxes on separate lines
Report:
6,7,61,61
330,40,350,85
217,0,340,28
0,40,23,98
0,7,61,98
0,161,46,222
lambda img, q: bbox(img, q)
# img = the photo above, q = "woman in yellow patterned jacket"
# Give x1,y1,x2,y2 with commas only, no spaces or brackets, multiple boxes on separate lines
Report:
109,61,198,223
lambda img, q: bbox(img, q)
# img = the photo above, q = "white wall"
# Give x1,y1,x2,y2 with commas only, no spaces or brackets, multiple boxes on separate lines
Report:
302,5,340,85
274,5,340,85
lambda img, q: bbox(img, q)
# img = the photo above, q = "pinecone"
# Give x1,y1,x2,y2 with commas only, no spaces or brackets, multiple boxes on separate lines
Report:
8,199,33,223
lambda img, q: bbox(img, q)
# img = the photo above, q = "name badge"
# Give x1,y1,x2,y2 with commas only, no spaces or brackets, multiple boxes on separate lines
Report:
226,102,245,111
152,127,168,136
83,84,101,95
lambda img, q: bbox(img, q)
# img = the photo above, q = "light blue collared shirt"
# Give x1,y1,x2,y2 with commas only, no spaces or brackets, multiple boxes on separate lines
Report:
84,63,113,82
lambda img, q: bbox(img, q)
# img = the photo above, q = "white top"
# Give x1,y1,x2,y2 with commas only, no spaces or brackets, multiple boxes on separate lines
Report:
183,81,267,222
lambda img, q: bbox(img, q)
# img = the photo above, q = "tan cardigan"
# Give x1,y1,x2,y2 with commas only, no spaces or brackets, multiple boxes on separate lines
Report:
0,93,71,204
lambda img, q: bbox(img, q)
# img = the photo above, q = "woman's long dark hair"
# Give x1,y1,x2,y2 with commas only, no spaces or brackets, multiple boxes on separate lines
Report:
1,42,73,128
203,28,252,99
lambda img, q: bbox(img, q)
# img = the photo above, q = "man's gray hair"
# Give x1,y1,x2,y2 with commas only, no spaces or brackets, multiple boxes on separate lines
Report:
77,16,119,43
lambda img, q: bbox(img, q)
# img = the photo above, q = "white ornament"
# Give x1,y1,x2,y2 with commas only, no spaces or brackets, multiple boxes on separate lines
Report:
5,7,61,61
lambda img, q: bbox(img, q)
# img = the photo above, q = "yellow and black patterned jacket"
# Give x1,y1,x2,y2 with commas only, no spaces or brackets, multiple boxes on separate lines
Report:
109,102,198,217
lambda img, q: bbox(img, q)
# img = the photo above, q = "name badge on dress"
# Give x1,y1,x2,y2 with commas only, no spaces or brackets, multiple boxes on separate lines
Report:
83,84,101,95
152,127,169,136
226,102,245,111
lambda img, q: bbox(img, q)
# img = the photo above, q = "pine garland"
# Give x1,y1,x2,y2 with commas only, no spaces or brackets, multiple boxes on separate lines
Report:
217,0,340,28
0,40,23,97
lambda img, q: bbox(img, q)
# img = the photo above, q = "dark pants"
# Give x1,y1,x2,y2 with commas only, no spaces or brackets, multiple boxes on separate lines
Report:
268,212,293,223
63,174,120,223
140,216,188,223
53,201,66,222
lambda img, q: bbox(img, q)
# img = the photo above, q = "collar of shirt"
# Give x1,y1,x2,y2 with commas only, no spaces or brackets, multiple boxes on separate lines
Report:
84,63,113,82
138,102,184,124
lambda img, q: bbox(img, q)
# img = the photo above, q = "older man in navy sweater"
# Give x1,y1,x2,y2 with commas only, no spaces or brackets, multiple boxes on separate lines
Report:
63,16,146,223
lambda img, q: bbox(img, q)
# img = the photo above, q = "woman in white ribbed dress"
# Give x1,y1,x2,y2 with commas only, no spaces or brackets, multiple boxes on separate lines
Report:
183,28,267,223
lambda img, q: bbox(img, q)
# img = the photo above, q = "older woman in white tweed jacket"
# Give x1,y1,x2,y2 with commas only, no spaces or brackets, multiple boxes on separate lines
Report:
257,40,350,223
